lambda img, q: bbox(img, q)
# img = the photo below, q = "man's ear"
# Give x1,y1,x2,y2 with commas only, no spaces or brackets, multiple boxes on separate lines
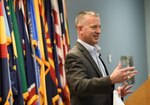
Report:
77,25,83,31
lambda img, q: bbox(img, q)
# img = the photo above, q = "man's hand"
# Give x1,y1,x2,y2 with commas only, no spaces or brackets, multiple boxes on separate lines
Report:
110,62,138,84
117,83,133,97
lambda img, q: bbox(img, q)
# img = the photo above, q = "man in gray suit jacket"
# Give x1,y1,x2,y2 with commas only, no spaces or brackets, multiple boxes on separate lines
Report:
65,11,138,105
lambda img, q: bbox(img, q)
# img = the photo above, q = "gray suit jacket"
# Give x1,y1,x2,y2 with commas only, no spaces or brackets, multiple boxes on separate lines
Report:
65,42,114,105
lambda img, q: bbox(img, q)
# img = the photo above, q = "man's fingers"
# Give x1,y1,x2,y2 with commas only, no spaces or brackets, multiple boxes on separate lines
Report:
125,85,133,90
122,66,135,72
121,83,128,89
126,70,138,80
116,62,122,69
124,91,133,96
122,67,138,79
127,70,138,75
121,83,133,92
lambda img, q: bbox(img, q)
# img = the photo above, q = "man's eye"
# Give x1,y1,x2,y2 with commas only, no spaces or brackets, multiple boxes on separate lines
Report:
90,26,97,29
90,26,99,29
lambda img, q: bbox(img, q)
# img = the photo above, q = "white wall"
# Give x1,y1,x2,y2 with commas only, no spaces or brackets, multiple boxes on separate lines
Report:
145,0,150,75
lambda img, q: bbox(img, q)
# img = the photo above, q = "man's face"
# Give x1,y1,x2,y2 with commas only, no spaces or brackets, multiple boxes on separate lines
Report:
79,15,101,46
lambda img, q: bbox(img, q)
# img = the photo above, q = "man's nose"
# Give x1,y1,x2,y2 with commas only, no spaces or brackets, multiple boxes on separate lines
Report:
96,28,101,34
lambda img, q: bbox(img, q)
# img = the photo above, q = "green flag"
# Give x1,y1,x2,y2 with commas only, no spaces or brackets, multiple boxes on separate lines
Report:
8,0,28,100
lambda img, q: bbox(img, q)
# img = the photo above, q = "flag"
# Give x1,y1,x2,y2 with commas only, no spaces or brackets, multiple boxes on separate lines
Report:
51,0,64,89
1,0,71,104
51,0,70,104
26,0,41,104
14,0,38,104
57,0,70,104
8,0,28,101
40,0,60,104
3,0,24,104
33,0,48,104
0,0,12,104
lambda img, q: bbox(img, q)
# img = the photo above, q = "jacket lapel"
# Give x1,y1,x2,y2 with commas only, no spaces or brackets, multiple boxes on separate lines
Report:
76,42,103,76
99,56,109,75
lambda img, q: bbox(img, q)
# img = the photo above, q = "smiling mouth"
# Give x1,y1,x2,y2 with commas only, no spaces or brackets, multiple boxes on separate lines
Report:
93,35,99,39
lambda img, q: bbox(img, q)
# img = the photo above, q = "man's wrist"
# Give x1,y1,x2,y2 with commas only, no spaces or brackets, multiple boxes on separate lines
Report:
110,76,115,84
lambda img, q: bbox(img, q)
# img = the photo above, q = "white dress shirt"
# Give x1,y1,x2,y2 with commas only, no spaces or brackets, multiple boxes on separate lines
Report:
77,39,107,77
